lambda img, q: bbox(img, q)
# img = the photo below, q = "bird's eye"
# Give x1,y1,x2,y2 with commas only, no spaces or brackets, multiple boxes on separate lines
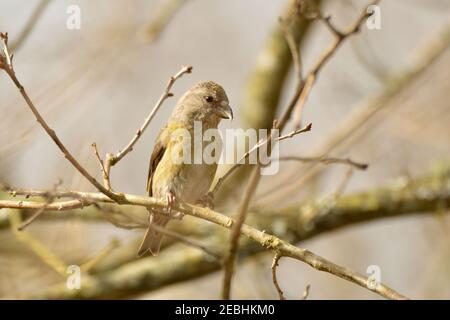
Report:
205,96,214,103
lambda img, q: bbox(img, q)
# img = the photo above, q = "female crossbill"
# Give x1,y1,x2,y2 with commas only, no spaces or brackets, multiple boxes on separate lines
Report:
138,81,233,256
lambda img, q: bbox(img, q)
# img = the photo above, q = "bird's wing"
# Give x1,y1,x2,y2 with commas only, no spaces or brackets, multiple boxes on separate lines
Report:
146,127,168,196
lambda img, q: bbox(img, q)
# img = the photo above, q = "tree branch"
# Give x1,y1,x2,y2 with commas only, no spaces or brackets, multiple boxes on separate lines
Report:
219,0,379,299
109,65,192,166
2,164,448,299
271,253,286,300
0,32,121,202
6,166,445,300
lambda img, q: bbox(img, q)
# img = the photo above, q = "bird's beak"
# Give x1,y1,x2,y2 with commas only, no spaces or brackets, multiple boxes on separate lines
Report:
216,101,233,120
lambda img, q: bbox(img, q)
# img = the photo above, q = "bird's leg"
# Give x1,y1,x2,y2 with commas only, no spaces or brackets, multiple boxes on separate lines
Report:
196,192,214,209
165,191,184,220
166,191,176,213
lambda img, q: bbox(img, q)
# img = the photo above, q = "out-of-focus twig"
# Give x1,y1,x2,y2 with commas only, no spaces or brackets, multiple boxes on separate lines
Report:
300,284,311,300
279,17,303,83
139,0,188,43
10,0,53,51
96,203,222,259
215,0,321,205
8,209,67,276
257,19,450,205
221,165,262,299
80,238,121,273
273,155,368,170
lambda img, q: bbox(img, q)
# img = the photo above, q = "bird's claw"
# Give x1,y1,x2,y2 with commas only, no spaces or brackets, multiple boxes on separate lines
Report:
196,192,214,209
166,192,176,213
165,192,184,220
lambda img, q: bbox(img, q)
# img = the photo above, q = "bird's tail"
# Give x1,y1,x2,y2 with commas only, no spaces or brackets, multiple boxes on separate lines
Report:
138,213,170,256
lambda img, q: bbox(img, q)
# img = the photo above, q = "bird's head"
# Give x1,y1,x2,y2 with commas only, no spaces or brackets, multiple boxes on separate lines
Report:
172,81,233,125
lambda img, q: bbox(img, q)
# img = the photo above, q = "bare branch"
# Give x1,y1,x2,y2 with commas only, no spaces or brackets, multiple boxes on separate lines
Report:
89,66,192,191
140,0,187,42
256,19,450,206
221,124,313,299
110,65,192,166
96,204,221,259
80,238,121,273
139,0,188,43
221,166,262,299
17,178,62,230
279,17,303,83
91,143,110,190
5,167,447,299
300,284,311,300
333,167,354,199
10,0,53,51
271,253,286,300
211,123,312,197
274,155,368,170
219,0,379,298
8,208,68,276
0,186,409,299
292,73,314,129
0,32,121,202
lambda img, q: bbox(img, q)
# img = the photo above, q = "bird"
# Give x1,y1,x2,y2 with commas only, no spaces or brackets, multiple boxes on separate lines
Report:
138,81,233,256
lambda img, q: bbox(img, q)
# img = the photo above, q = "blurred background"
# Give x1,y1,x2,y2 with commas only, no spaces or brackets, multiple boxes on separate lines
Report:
0,0,450,299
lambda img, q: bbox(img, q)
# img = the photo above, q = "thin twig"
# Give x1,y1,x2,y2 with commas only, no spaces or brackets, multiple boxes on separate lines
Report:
95,203,221,259
279,17,303,83
103,153,113,190
255,0,382,204
80,238,121,273
0,32,121,202
17,179,62,230
8,208,68,276
93,65,192,191
221,166,262,299
16,196,54,230
139,0,188,43
219,0,380,299
149,223,222,260
110,65,192,166
211,123,312,197
300,284,311,300
0,188,409,300
271,253,286,300
10,0,53,51
276,123,312,142
274,155,368,170
91,143,110,189
333,167,354,199
221,124,312,299
293,73,314,129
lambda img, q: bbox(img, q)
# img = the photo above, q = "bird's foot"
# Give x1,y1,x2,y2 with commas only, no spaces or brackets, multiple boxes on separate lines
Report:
165,192,184,220
166,191,176,213
196,192,214,209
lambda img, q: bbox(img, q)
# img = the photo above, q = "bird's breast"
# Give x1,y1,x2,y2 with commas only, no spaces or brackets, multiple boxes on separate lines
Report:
152,127,221,203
